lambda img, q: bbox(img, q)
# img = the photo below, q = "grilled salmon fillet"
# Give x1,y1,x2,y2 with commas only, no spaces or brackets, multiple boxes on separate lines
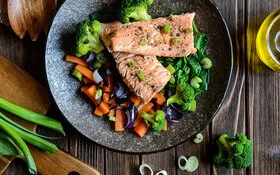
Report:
113,52,171,103
105,13,196,57
100,22,171,103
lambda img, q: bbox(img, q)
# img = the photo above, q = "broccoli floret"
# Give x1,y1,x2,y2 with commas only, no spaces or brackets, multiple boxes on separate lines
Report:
140,110,165,132
74,19,105,57
213,133,253,170
166,83,195,111
119,0,153,23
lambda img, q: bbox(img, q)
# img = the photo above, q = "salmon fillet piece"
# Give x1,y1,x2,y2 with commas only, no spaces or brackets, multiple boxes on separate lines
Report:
100,22,171,103
107,13,197,57
113,52,171,103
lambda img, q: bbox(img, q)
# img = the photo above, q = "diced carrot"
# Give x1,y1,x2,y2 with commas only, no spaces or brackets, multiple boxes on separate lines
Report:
80,86,89,93
147,109,155,114
115,109,126,131
103,76,114,93
153,92,166,105
83,77,93,84
134,118,148,137
133,102,154,127
108,108,116,116
75,65,96,83
103,93,117,106
162,119,167,131
94,107,103,117
98,101,110,114
130,94,141,108
83,85,98,105
65,55,88,67
120,100,131,108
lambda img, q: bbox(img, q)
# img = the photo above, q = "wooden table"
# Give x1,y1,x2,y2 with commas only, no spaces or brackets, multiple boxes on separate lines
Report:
1,0,279,174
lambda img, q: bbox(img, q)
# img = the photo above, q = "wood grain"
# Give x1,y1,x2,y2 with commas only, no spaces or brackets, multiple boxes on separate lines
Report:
246,2,280,175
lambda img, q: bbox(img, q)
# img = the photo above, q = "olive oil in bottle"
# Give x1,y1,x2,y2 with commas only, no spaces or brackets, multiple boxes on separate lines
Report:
256,8,280,72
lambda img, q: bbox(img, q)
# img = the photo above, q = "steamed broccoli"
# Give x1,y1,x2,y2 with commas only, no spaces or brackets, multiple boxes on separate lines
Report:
74,19,105,57
213,133,253,170
119,0,153,23
140,110,165,132
166,83,195,111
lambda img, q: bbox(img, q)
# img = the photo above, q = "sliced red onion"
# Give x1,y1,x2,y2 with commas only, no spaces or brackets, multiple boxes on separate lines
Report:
93,69,103,84
161,104,183,123
125,103,137,128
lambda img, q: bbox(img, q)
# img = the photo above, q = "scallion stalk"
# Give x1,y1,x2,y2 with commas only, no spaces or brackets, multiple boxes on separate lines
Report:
0,98,65,136
0,118,37,175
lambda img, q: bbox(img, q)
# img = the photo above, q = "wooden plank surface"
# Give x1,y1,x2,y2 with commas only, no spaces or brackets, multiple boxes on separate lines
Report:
0,0,279,174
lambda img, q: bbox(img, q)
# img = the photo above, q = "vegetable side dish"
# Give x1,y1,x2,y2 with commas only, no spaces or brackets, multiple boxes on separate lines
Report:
65,0,212,137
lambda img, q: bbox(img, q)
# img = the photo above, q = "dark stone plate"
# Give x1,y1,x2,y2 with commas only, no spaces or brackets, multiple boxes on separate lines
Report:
45,0,233,153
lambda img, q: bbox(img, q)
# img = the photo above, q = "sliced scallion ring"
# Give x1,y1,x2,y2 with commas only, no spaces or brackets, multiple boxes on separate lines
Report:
139,163,154,175
155,170,168,175
95,89,102,100
193,133,203,143
186,156,199,172
96,53,108,64
178,155,188,171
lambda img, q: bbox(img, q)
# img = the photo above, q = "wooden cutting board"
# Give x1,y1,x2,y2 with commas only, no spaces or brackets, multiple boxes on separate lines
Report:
0,53,101,175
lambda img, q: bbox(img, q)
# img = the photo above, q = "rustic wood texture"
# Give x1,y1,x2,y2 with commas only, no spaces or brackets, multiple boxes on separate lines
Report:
0,0,279,174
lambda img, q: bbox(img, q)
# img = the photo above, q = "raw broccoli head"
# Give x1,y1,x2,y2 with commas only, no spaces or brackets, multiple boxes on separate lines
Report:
140,110,165,132
119,0,153,23
74,19,105,57
213,133,253,170
166,83,195,111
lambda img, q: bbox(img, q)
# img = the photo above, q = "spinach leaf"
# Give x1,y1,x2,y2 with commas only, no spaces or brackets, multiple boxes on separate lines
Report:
189,59,202,77
193,21,208,60
195,69,210,95
0,130,24,157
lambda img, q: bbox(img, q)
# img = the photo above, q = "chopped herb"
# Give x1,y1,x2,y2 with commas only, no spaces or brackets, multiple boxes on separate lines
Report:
95,89,102,100
140,39,148,46
72,69,82,81
186,27,193,33
128,61,136,67
109,116,116,122
171,37,179,45
166,64,176,74
162,25,171,33
137,72,145,80
169,76,175,84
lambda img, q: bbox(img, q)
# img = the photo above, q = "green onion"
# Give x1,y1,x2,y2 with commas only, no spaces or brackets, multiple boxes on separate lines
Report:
137,72,145,80
128,61,136,67
140,39,148,46
0,98,65,136
95,89,102,100
166,64,175,74
200,57,212,69
162,25,171,33
169,76,175,84
96,53,108,64
71,69,82,81
190,76,202,89
185,27,193,33
109,116,116,122
193,133,203,143
185,156,199,172
0,118,37,175
171,37,179,45
0,112,59,140
0,130,24,157
188,100,197,112
93,60,102,69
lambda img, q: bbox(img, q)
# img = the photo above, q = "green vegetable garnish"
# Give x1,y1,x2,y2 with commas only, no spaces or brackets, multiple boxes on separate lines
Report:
171,37,179,45
138,72,145,80
162,25,171,33
95,89,103,100
169,76,175,84
96,53,108,64
166,64,175,74
140,39,148,46
185,27,193,33
200,57,212,69
185,156,199,172
193,133,203,143
109,116,116,122
0,98,65,136
188,100,197,112
190,76,202,89
213,133,253,170
72,69,82,81
128,61,137,67
0,131,24,158
140,110,165,132
93,60,102,69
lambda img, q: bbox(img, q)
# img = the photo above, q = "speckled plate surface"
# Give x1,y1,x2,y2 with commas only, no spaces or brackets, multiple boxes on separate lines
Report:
45,0,233,153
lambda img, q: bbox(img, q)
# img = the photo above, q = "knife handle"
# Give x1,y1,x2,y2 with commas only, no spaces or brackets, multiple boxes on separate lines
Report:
29,146,101,175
